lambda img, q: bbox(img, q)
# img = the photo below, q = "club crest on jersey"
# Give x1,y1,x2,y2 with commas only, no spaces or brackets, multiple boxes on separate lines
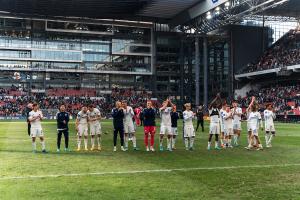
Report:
212,0,218,3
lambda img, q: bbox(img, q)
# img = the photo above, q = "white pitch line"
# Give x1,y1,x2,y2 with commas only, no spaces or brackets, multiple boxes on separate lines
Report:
1,163,300,181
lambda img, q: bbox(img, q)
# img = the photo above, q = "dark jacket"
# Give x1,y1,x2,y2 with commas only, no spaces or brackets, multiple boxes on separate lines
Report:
112,108,124,128
56,111,70,130
171,111,179,128
26,107,32,123
142,108,156,126
196,109,204,120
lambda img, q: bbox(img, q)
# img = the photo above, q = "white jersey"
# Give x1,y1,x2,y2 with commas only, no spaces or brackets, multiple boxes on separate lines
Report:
183,110,194,126
123,106,134,125
160,107,172,126
232,107,242,124
219,108,226,125
87,108,101,125
77,111,88,125
28,110,43,129
264,110,275,126
248,111,262,129
223,111,233,130
209,108,220,123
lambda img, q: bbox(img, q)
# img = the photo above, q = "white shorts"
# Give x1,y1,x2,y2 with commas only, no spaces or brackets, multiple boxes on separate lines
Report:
224,128,233,136
124,123,135,133
220,123,224,133
247,123,251,132
77,124,88,136
233,123,242,131
184,125,195,137
249,124,259,136
89,123,102,135
160,125,172,135
171,127,178,136
31,128,44,138
265,124,275,132
209,122,220,135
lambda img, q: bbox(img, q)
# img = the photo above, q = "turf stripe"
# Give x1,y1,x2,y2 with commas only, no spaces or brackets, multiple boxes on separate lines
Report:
1,163,300,181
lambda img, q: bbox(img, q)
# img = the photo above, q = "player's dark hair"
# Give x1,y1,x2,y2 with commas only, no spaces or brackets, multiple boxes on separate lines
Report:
32,103,38,107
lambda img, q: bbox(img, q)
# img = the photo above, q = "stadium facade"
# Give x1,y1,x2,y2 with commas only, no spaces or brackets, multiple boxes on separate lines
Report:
0,16,232,105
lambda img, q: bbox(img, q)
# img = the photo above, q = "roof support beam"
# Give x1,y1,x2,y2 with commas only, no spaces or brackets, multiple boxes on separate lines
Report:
169,0,229,27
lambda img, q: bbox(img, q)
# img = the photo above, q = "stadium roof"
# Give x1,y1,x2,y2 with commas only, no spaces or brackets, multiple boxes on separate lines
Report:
264,0,300,18
0,0,204,23
0,0,298,32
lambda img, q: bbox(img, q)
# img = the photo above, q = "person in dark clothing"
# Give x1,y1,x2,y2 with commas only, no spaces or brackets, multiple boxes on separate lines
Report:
139,110,144,126
112,101,126,152
26,103,33,136
56,104,70,152
142,100,156,152
196,105,204,132
170,105,179,150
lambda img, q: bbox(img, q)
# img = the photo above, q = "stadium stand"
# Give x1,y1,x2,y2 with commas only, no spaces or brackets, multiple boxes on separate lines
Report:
238,27,300,74
0,86,158,119
236,83,300,121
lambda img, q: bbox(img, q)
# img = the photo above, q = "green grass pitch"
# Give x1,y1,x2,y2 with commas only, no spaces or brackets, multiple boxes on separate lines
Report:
1,120,300,200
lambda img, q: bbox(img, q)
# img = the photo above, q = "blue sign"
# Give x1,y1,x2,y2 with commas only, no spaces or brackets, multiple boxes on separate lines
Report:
212,0,218,3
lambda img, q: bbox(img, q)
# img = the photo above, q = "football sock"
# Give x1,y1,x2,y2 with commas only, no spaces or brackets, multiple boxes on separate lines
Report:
144,133,149,147
265,134,269,145
208,141,211,148
150,134,155,146
160,138,163,147
190,137,194,148
124,135,128,149
97,136,101,147
185,138,189,149
132,136,137,148
167,138,171,149
84,138,88,149
172,137,176,148
268,134,273,145
233,135,237,144
91,137,95,148
41,141,45,150
77,137,81,149
32,141,36,151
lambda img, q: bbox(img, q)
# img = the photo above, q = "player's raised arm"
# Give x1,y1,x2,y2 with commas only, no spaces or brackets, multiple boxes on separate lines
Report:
247,96,255,112
209,93,220,109
159,100,167,111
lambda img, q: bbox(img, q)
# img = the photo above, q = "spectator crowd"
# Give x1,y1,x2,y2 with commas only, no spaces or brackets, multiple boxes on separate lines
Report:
0,86,154,118
240,28,300,74
236,83,300,115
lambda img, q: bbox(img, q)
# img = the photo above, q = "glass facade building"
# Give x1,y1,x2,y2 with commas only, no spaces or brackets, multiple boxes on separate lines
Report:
0,17,232,105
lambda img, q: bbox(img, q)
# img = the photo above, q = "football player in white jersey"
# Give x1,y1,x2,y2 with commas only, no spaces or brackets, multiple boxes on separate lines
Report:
223,105,233,148
219,103,227,148
76,105,89,151
159,99,174,151
246,97,263,150
231,101,242,146
263,104,276,148
183,103,196,150
28,103,47,153
208,94,222,150
122,101,138,151
87,104,102,151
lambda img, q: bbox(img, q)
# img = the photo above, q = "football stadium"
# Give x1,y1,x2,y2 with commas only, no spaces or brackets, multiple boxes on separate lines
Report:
1,0,300,199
